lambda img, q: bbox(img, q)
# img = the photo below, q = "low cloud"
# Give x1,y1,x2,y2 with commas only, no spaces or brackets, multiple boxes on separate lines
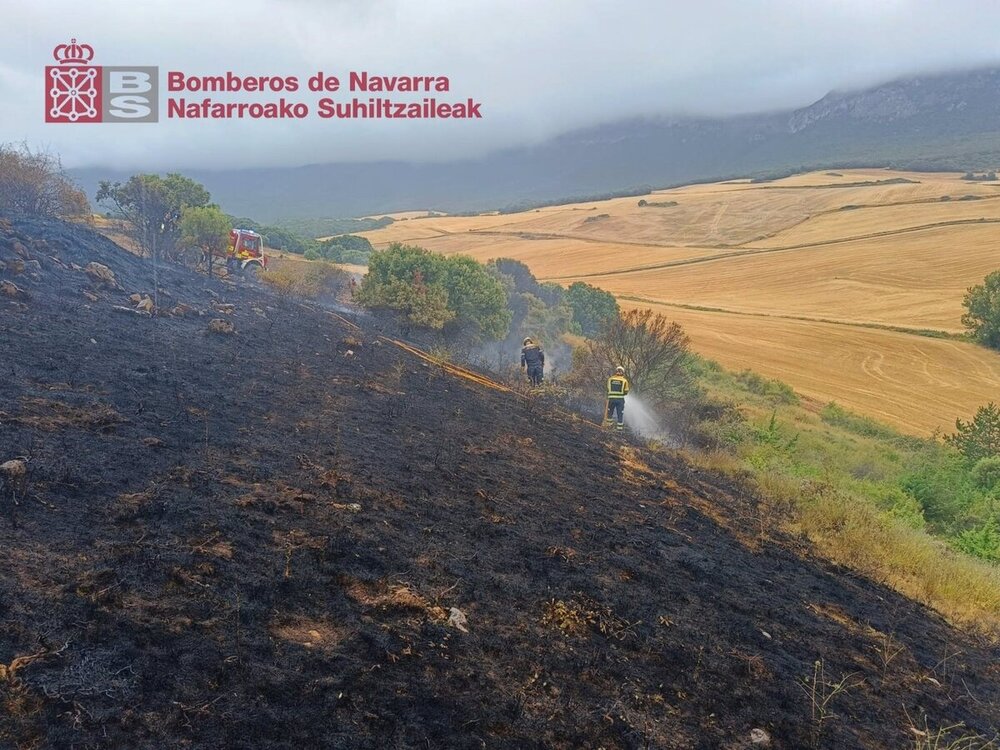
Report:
2,0,1000,169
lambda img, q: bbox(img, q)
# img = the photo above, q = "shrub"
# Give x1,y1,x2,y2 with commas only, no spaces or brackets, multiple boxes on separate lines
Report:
947,402,1000,462
973,456,1000,491
736,369,799,405
357,243,510,341
0,143,90,218
955,521,1000,563
319,234,374,264
263,261,348,300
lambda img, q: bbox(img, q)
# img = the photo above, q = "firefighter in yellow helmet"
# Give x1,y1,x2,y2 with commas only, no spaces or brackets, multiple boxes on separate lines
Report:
605,366,629,430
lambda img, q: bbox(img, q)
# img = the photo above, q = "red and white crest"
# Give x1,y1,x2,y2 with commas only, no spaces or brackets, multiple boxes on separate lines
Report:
46,39,102,123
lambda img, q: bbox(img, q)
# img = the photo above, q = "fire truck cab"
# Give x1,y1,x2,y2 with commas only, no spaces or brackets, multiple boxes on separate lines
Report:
227,229,268,275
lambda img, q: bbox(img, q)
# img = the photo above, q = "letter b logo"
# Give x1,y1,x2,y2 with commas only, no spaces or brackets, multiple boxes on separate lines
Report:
102,66,158,122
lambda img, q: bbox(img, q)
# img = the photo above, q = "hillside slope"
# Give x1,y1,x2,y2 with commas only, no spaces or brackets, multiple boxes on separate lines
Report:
1,218,999,749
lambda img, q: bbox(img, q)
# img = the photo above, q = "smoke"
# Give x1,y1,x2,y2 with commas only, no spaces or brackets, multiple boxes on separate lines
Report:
624,393,678,446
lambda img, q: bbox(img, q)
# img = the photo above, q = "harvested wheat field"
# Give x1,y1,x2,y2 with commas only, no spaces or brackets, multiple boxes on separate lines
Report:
360,169,1000,434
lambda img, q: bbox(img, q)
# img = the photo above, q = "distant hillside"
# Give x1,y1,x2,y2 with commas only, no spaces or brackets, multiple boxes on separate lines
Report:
72,66,1000,223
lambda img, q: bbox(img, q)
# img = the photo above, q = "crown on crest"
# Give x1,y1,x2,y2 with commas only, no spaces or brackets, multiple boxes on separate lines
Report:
53,39,95,65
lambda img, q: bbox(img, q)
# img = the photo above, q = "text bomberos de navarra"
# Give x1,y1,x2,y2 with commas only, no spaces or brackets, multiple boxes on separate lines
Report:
165,71,483,119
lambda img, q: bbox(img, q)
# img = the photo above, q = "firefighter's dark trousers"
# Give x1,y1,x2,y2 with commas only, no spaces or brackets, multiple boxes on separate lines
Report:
607,398,625,429
527,364,543,386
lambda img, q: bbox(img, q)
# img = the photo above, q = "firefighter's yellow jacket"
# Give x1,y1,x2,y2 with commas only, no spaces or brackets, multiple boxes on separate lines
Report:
607,374,630,399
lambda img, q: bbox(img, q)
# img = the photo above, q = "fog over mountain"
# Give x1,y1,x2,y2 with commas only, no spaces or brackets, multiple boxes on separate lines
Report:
70,66,1000,221
4,0,1000,172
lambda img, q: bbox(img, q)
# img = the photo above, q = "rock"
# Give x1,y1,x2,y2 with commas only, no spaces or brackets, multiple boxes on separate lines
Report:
211,302,236,314
129,293,143,304
11,241,29,259
85,262,118,289
0,280,28,300
23,260,42,275
136,297,155,313
0,459,27,479
82,290,99,302
447,607,469,633
8,259,25,275
170,303,194,317
208,318,236,335
750,728,771,746
142,437,165,448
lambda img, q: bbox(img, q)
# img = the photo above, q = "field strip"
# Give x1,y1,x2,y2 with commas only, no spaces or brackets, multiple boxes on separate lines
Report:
620,301,1000,435
541,217,1000,280
738,193,1000,246
613,295,960,340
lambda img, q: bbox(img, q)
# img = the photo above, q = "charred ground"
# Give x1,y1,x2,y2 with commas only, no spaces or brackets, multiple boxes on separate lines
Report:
1,216,998,749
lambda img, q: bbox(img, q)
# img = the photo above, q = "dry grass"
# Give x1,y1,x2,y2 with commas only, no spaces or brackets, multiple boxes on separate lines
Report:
797,492,1000,636
262,257,349,300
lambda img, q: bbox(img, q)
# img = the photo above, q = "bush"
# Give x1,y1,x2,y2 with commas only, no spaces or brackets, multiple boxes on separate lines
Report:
955,521,1000,563
736,369,799,405
962,272,1000,349
0,143,90,218
973,456,1000,491
569,308,692,415
303,248,320,260
263,261,348,300
357,243,510,342
946,402,1000,463
901,444,979,525
320,234,374,264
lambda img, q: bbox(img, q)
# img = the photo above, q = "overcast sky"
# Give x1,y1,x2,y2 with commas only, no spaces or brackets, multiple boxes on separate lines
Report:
3,0,1000,170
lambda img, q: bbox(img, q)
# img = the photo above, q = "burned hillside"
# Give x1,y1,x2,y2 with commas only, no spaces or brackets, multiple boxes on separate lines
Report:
1,216,998,749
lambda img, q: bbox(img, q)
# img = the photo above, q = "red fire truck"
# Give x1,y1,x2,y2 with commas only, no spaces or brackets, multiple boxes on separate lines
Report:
226,229,268,276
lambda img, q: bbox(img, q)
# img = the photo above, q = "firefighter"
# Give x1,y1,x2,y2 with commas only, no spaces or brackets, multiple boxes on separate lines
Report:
605,366,629,430
520,337,545,386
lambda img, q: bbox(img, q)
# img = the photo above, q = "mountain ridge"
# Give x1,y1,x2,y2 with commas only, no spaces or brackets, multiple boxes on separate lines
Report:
71,66,1000,223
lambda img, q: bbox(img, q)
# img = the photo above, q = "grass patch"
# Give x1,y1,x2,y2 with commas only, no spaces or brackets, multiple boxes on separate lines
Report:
685,356,1000,636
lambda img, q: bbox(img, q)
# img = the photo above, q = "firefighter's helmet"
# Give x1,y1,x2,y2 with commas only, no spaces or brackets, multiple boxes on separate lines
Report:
615,366,625,374
523,337,532,345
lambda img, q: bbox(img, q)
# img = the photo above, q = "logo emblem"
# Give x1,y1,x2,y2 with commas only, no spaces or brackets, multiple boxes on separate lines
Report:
46,39,100,123
45,40,158,123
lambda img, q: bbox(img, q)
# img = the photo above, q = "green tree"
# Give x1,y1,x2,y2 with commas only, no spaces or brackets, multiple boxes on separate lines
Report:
97,173,211,261
566,281,620,336
180,205,231,278
947,402,1000,463
961,271,1000,349
358,244,510,342
319,234,374,264
356,267,453,331
439,255,511,341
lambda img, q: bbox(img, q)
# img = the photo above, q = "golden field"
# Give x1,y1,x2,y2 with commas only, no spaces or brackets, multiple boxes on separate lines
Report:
359,169,1000,435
